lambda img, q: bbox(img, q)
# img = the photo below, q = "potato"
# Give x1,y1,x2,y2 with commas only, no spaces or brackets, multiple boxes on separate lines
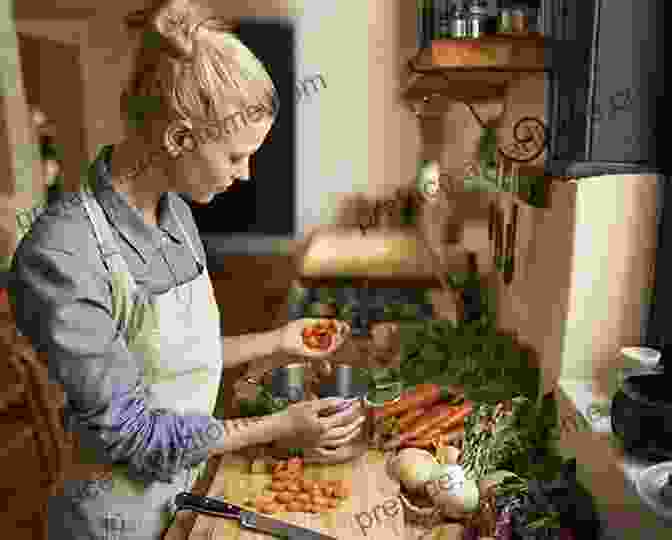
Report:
313,504,329,513
276,492,294,504
287,502,303,513
297,493,311,503
326,498,339,508
272,462,287,474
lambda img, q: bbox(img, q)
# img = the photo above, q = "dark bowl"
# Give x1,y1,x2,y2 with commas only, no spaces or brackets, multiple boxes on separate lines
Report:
611,374,672,460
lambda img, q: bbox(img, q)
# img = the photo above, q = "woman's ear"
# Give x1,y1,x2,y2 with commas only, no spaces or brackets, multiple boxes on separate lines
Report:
164,119,196,158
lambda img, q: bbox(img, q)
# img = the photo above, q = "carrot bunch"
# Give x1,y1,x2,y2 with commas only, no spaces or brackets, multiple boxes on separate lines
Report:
371,383,473,451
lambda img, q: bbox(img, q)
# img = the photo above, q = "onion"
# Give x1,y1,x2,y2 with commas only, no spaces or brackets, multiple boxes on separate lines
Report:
386,448,438,493
426,464,480,519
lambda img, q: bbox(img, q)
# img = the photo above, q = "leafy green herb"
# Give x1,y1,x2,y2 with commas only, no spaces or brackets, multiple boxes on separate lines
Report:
238,385,289,417
461,394,564,483
397,314,539,404
286,448,304,458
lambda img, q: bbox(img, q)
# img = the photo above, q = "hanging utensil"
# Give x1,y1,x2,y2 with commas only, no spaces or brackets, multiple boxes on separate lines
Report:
504,163,521,285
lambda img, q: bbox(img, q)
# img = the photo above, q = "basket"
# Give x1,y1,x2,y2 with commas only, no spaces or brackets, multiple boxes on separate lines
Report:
398,491,444,528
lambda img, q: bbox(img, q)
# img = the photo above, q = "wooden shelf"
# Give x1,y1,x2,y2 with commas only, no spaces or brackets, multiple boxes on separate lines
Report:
297,275,462,289
404,34,549,104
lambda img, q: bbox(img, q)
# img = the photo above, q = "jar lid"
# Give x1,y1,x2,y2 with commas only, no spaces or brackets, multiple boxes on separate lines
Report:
636,462,672,521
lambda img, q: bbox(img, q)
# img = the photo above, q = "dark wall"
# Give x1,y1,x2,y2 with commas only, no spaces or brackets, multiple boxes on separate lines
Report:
545,0,667,173
186,19,296,236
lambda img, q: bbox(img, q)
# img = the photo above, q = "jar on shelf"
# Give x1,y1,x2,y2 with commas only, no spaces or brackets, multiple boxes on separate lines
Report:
467,0,489,39
449,1,469,39
497,6,513,33
511,5,528,33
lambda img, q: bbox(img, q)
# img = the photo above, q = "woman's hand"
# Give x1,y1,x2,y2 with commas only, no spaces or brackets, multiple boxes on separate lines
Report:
274,397,365,449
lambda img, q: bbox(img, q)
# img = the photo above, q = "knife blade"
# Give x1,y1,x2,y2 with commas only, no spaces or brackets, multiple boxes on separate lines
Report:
174,493,338,540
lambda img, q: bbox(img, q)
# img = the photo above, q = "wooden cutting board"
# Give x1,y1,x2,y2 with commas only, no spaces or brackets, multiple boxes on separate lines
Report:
185,449,435,540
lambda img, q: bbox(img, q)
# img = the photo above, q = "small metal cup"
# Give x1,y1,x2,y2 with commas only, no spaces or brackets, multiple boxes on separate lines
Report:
271,363,306,402
319,364,355,398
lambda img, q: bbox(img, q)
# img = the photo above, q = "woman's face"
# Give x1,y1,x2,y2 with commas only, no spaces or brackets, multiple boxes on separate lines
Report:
172,115,273,205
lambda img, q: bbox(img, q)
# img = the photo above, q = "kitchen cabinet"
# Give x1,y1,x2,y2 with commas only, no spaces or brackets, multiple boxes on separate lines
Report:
544,0,666,173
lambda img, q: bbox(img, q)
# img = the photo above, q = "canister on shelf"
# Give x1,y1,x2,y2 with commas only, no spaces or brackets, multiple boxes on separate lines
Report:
449,1,469,39
438,0,453,39
511,5,528,33
497,7,513,33
467,0,489,38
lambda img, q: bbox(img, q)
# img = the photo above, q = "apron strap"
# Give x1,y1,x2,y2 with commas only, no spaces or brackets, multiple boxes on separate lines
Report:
80,188,134,284
168,196,205,273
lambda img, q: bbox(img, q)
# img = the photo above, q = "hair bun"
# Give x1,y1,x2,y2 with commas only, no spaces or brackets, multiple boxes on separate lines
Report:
124,0,215,59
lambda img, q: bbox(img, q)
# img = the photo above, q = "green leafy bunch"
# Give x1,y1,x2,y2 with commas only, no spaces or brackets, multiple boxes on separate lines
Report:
461,394,562,482
397,317,540,404
238,383,289,417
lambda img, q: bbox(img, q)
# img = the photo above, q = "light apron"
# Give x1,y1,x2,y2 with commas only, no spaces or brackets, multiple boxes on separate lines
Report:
49,182,223,539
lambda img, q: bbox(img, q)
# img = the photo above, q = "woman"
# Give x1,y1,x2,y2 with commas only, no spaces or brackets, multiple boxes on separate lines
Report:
9,1,364,538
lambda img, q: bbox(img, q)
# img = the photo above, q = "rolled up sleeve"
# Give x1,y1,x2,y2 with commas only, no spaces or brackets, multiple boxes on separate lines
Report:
10,236,224,483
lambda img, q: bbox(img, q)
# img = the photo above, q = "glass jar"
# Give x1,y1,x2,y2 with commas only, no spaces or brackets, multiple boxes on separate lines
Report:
449,1,469,39
511,5,528,33
467,0,489,38
497,7,513,33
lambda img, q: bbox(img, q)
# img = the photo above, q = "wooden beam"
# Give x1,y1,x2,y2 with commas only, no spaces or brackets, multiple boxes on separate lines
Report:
0,0,42,269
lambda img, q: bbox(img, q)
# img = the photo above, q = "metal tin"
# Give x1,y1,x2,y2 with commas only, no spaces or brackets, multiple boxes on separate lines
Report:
318,364,360,398
271,363,306,402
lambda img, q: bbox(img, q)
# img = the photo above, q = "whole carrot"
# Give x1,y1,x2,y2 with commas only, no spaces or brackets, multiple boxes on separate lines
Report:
399,427,464,450
372,384,456,421
400,401,473,443
422,419,466,440
397,406,427,431
399,438,435,450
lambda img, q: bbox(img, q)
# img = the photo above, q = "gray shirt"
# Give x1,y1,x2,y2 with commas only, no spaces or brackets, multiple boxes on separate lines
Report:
10,145,224,482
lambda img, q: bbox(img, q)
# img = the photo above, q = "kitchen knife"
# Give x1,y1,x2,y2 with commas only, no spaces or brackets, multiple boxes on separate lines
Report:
174,493,339,540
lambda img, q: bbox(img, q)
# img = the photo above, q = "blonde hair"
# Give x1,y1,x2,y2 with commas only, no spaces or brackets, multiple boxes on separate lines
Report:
121,0,279,144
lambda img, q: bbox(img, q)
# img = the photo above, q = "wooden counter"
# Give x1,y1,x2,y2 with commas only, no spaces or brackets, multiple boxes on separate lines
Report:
166,448,464,540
